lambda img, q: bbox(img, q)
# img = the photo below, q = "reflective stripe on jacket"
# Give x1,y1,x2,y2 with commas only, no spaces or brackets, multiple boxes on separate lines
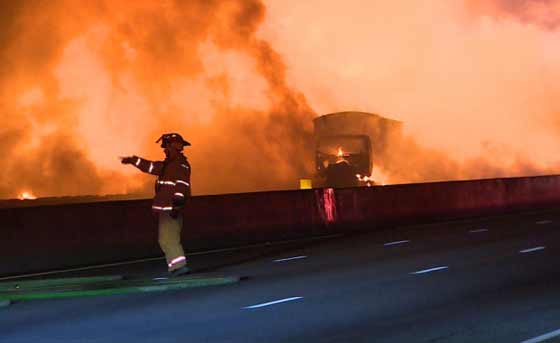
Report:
133,155,191,212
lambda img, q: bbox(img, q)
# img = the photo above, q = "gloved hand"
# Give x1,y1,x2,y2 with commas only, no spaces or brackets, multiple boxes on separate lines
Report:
120,156,137,165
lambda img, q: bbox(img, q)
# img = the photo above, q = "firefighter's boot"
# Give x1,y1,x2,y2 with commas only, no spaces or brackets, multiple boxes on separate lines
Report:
170,266,190,277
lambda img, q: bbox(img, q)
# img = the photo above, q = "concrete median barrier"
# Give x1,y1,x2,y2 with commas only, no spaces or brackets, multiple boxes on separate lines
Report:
2,175,560,277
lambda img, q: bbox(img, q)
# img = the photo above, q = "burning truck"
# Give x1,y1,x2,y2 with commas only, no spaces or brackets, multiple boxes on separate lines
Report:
312,111,402,188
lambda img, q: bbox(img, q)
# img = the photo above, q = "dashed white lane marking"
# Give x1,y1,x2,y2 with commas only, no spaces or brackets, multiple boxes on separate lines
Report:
273,256,308,263
469,229,488,233
536,220,553,225
243,297,303,309
520,328,560,343
411,266,449,275
384,240,410,246
519,246,546,254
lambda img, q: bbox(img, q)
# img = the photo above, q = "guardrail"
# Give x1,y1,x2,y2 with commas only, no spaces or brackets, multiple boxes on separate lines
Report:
2,175,560,276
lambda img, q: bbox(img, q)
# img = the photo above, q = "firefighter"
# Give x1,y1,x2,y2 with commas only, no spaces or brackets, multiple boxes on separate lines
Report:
120,133,192,277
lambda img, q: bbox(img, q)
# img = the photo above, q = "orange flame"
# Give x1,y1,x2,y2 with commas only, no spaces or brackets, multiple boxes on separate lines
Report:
3,1,560,200
337,147,344,157
356,166,391,186
356,174,373,187
19,191,37,200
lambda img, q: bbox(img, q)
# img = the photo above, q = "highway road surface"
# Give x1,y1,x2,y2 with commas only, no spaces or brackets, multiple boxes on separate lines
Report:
2,209,560,342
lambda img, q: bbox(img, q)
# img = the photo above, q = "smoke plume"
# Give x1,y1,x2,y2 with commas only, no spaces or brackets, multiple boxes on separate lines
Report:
0,0,314,199
2,0,560,199
259,0,560,184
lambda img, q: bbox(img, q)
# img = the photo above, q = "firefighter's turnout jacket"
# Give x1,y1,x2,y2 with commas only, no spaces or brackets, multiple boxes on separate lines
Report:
132,154,191,212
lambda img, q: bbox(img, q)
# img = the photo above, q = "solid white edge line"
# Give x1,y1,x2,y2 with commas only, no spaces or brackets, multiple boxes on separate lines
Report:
273,256,308,263
520,328,560,343
0,234,343,281
384,240,410,246
469,229,488,233
0,256,164,282
243,297,303,309
519,246,546,254
411,266,449,275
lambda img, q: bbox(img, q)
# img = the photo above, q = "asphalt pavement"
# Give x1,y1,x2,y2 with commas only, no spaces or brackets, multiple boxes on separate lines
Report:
2,209,560,343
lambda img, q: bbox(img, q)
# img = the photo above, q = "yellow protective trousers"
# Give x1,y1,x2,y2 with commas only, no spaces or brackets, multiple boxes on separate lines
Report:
158,212,187,272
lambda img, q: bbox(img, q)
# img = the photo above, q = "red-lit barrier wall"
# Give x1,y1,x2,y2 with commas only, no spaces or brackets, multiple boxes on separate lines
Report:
2,175,559,276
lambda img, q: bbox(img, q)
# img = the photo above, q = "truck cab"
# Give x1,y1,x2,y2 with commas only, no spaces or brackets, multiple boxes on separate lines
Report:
315,135,371,188
312,111,402,188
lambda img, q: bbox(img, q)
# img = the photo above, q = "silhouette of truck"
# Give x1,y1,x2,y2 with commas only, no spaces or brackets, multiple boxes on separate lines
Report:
313,111,402,188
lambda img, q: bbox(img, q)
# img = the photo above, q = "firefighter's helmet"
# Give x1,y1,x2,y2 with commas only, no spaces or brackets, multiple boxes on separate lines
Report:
156,133,191,148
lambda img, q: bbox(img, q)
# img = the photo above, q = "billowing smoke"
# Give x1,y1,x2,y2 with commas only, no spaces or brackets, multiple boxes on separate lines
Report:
467,0,560,30
0,0,315,199
259,0,560,184
2,1,560,200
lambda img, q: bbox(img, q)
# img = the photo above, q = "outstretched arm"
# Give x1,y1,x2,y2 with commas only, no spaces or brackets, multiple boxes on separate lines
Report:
120,156,163,176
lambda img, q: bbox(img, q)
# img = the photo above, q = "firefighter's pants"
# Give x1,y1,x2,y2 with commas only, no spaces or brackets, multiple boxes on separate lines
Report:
158,211,186,272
